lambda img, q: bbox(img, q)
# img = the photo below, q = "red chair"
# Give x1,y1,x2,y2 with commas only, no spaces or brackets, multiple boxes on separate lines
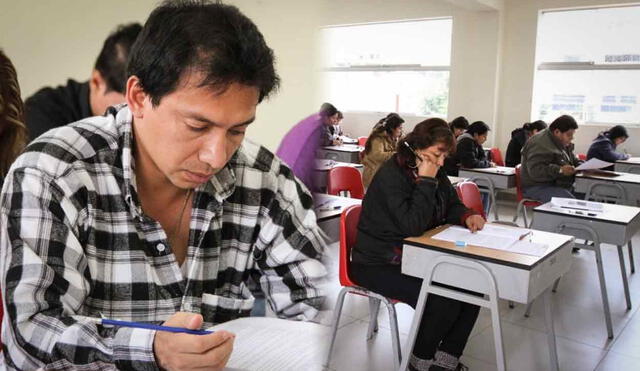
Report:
513,164,542,227
327,166,365,199
489,148,505,167
357,136,368,147
324,205,402,369
456,181,487,219
578,153,587,161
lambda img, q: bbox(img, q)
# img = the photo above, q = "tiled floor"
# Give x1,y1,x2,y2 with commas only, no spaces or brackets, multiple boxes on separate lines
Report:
321,199,640,371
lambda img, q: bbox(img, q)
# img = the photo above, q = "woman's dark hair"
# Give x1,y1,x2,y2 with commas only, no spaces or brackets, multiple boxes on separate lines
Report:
127,0,280,106
364,113,404,155
449,116,469,131
319,102,338,118
523,120,547,132
549,115,578,132
606,125,629,141
95,22,142,94
0,49,28,177
466,121,491,136
397,118,455,168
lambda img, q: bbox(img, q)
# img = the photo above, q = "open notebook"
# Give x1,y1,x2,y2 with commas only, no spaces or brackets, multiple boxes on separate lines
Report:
208,317,329,371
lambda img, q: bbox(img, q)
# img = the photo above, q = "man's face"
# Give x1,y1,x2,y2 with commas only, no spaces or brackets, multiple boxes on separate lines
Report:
130,75,258,189
474,132,488,145
553,128,575,147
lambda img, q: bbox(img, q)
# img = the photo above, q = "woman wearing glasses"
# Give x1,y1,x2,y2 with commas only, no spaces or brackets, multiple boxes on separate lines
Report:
352,118,485,371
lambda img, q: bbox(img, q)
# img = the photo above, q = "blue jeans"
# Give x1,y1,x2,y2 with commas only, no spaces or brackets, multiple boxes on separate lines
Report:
523,185,575,203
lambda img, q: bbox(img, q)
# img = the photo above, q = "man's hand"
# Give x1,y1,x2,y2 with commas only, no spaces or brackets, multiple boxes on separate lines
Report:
490,161,496,167
332,138,342,146
465,214,486,233
560,164,576,176
154,312,235,371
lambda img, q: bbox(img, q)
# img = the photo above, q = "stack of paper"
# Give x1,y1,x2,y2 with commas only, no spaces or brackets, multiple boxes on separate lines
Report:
432,225,548,257
550,197,603,211
575,158,613,171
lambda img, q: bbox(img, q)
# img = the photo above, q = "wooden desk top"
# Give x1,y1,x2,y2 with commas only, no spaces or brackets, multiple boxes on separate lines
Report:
404,223,573,270
313,159,363,171
313,193,361,221
616,157,640,164
576,171,640,184
320,144,364,152
459,166,515,176
534,201,640,225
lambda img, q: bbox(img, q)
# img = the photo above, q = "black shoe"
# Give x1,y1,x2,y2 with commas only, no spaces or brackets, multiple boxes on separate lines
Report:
456,363,469,371
572,247,581,254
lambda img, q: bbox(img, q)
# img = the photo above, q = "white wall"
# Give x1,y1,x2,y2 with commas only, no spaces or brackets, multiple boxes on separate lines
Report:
497,0,640,155
2,0,638,154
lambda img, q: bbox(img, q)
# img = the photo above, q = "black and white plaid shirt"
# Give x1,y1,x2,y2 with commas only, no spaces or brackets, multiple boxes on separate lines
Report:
0,106,327,370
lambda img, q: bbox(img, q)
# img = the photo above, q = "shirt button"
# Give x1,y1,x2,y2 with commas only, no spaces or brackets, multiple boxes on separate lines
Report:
156,243,166,252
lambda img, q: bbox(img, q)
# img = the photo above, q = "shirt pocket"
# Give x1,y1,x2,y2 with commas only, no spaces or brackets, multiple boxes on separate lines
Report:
200,292,256,325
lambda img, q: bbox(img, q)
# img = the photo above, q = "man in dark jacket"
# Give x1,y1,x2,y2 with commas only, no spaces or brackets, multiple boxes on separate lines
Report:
521,115,581,203
587,125,630,170
24,23,142,140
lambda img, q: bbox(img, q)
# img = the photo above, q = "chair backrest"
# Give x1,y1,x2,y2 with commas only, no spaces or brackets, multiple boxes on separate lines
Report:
515,164,525,202
339,204,362,287
489,148,505,167
577,153,587,161
327,166,365,199
456,181,486,219
358,136,368,147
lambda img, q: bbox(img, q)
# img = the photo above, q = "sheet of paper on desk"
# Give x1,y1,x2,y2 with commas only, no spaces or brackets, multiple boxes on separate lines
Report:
432,226,547,257
495,166,515,174
550,197,604,211
209,317,328,371
575,158,612,171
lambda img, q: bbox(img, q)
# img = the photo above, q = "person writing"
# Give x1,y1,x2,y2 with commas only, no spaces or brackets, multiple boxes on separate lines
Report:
448,116,469,139
1,2,326,370
505,120,547,167
361,112,404,187
444,121,494,176
520,115,581,202
587,125,630,170
319,102,342,146
351,118,485,371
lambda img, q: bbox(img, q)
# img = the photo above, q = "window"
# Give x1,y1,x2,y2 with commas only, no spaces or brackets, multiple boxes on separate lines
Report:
531,5,640,125
322,18,452,117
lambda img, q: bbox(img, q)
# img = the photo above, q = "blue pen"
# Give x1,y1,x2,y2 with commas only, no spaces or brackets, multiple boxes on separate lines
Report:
89,317,213,335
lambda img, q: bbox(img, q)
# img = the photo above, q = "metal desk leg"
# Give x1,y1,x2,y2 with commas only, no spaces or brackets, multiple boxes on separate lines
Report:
399,274,432,371
543,287,560,371
594,242,615,338
617,245,632,310
628,241,635,274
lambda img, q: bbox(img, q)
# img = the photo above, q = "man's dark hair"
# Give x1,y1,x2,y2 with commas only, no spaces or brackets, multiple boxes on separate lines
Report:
549,115,578,133
127,0,280,106
319,102,338,118
449,116,469,131
94,23,142,94
467,121,490,136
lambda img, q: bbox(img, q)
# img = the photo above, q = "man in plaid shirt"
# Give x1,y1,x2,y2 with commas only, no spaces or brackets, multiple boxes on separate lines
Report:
0,1,326,370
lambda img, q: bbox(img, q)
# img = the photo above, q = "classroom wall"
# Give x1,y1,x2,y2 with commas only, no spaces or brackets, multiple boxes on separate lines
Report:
2,0,637,154
496,0,640,155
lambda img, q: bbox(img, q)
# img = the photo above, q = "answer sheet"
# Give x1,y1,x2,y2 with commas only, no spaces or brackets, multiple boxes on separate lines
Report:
432,225,547,257
209,317,329,371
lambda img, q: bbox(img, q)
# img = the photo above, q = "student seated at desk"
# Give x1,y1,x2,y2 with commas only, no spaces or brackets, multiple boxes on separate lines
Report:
319,102,342,146
0,3,326,370
521,115,581,203
351,118,485,371
362,112,404,187
448,116,469,139
587,125,630,170
444,121,494,176
505,120,547,167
